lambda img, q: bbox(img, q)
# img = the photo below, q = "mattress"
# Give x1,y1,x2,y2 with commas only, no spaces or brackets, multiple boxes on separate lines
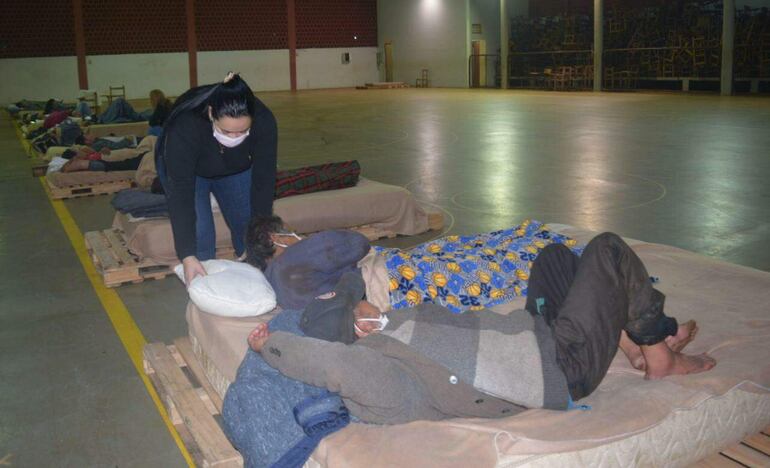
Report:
46,170,136,188
114,178,431,265
85,121,149,138
187,225,770,467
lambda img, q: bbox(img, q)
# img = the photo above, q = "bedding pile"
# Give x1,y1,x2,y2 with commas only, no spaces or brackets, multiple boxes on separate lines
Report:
111,189,168,219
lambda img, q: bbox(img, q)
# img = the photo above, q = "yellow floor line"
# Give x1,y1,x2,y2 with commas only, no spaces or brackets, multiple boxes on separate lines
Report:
38,178,195,467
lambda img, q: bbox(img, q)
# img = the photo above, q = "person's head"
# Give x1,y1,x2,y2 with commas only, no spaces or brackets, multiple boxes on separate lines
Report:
160,72,256,154
245,215,288,270
166,72,255,130
44,98,57,114
149,89,167,108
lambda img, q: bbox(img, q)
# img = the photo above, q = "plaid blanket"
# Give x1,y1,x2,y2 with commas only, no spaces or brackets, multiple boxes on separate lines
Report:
275,160,360,199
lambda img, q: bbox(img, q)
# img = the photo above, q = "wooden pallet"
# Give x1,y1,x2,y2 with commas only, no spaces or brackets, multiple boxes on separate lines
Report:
692,427,770,467
351,224,397,240
427,211,444,232
84,228,235,287
47,177,135,200
348,211,443,241
31,157,49,177
144,338,242,468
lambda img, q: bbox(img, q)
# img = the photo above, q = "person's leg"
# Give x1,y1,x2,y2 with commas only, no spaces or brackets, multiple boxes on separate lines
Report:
195,176,217,260
525,243,580,325
211,168,252,256
93,155,143,172
548,232,680,400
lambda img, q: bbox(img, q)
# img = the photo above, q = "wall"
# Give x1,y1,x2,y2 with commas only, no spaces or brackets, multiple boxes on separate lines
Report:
0,57,80,103
506,0,529,17
378,0,470,87
296,47,379,89
86,53,190,100
470,0,501,55
0,0,378,104
198,50,290,92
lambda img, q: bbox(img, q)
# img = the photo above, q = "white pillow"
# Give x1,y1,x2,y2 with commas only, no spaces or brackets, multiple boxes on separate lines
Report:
174,259,276,317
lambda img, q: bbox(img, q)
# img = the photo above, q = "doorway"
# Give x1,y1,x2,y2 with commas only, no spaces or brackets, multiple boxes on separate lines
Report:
384,41,394,82
472,40,486,87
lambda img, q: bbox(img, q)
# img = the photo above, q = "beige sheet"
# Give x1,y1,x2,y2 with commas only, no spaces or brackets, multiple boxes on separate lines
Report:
115,178,430,264
135,151,157,189
187,231,770,467
46,170,136,188
113,210,232,265
85,121,149,138
101,135,156,162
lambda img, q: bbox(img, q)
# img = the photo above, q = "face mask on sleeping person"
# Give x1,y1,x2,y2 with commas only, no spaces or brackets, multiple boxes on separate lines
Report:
354,314,389,335
212,125,250,148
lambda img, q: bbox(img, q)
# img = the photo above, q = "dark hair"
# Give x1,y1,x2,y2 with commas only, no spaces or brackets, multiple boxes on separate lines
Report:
245,214,285,271
44,98,57,114
165,73,256,128
159,73,256,158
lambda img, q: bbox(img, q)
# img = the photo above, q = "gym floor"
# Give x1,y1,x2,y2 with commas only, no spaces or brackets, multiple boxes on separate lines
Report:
1,88,768,466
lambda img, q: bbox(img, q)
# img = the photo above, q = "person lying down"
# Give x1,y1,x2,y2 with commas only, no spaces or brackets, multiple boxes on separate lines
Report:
224,233,715,466
245,216,583,313
58,135,156,174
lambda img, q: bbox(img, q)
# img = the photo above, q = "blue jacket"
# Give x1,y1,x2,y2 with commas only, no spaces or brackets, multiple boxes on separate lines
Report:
265,230,371,310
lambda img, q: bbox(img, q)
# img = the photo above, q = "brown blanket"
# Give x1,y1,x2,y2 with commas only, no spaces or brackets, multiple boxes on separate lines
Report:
114,178,430,264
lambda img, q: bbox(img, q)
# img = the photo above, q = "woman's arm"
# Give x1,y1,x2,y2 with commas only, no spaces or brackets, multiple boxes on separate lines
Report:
249,108,278,216
163,118,200,260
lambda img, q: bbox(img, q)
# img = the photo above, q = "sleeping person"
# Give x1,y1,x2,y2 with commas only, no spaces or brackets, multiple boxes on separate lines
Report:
224,232,713,466
58,135,156,173
244,216,583,313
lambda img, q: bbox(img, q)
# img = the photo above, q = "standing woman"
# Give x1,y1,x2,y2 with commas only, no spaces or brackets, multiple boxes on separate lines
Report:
158,72,277,284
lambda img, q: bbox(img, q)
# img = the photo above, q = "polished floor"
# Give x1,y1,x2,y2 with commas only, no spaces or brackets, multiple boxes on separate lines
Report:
1,89,769,466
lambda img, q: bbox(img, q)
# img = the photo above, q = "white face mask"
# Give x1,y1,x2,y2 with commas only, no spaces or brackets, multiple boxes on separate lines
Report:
272,232,302,248
354,314,389,335
213,125,250,148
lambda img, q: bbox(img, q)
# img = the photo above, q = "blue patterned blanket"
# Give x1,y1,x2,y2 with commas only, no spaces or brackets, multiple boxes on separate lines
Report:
376,220,584,313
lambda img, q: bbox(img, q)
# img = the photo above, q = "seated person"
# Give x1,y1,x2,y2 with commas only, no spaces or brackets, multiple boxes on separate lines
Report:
95,89,170,125
147,89,172,129
223,233,716,462
95,97,145,124
245,216,581,313
72,95,93,118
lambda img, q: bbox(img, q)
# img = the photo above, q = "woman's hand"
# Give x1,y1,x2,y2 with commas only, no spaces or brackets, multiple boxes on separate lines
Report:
182,256,207,285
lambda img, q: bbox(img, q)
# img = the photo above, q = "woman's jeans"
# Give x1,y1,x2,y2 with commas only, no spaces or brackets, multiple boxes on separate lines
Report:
194,168,252,260
156,134,251,261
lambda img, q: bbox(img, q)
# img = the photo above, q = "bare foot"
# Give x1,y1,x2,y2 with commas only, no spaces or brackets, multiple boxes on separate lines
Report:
619,330,646,370
642,341,716,380
665,320,698,353
247,322,271,352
